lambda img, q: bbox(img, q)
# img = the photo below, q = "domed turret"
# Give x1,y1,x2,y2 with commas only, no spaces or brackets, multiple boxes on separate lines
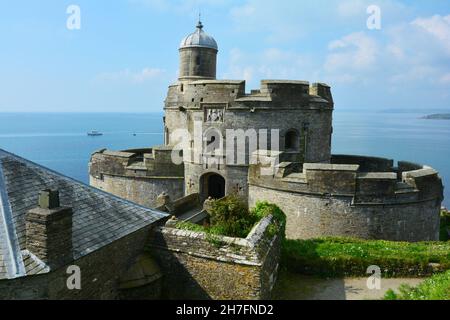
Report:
178,20,218,80
180,21,218,50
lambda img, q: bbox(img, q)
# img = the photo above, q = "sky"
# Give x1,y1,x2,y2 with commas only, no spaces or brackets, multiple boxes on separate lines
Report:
0,0,449,113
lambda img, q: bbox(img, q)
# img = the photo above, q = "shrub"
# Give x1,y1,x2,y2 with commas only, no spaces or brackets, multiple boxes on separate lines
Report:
384,270,450,300
208,194,257,238
175,196,286,240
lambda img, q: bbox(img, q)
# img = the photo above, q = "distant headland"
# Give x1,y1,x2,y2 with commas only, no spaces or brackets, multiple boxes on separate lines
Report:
421,114,450,120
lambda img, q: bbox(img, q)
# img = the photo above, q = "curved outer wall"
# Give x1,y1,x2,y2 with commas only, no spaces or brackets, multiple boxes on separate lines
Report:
179,47,217,80
90,175,184,209
89,149,185,208
249,186,441,242
248,155,444,242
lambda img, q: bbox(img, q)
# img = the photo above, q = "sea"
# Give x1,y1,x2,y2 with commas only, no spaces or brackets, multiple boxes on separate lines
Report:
0,111,449,207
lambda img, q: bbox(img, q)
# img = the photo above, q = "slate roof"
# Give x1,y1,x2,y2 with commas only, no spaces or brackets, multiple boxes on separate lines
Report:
0,149,168,280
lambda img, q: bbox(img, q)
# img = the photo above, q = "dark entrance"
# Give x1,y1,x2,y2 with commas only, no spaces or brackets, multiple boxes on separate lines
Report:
285,130,299,151
202,173,226,200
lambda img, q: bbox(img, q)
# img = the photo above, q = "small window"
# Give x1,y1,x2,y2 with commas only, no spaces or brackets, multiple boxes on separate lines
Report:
196,55,201,66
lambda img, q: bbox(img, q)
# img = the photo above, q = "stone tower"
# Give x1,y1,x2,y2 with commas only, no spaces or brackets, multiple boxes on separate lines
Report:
88,21,444,243
178,20,218,80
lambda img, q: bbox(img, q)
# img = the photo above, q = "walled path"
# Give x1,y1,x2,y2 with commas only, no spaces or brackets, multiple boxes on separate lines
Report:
273,271,424,300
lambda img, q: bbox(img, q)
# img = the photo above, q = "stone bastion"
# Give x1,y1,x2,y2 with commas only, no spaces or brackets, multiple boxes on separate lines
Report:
249,153,444,242
89,147,185,208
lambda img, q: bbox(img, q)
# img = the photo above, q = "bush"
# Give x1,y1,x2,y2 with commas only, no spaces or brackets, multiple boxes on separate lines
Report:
208,195,256,238
282,237,450,278
384,270,450,300
175,196,286,240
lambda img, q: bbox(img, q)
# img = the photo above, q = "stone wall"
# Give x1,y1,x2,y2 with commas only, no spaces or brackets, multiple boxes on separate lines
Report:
90,174,184,208
0,226,159,300
149,215,281,300
249,154,444,242
89,148,184,208
249,185,440,241
173,79,334,200
164,80,334,165
184,162,249,201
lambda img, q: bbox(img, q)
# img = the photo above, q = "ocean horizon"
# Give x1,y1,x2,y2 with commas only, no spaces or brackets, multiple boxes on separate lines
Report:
0,111,449,207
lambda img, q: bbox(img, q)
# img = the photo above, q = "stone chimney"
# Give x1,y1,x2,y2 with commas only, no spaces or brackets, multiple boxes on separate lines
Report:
26,190,73,269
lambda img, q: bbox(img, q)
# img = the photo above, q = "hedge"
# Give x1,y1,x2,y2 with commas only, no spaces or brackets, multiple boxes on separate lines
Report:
282,237,450,277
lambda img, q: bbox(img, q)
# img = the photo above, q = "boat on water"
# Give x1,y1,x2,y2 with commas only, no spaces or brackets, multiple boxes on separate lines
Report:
87,130,103,136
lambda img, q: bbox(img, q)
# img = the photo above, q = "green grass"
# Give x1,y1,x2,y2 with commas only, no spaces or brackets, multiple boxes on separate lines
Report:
282,237,450,277
384,270,450,300
175,221,206,233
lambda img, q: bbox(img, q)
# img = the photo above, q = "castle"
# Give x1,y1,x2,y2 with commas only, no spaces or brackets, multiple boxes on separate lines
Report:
90,21,444,242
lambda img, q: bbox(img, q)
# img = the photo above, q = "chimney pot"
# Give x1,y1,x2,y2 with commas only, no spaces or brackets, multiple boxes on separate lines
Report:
39,189,60,209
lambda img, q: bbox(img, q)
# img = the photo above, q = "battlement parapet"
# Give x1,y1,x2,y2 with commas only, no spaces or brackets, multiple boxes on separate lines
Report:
302,163,359,196
89,146,184,179
165,79,333,110
249,153,443,241
249,152,444,205
309,83,333,103
331,154,394,172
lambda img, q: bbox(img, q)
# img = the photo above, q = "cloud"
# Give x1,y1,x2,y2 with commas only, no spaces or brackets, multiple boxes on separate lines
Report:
383,15,450,87
412,14,450,54
228,0,412,44
325,32,378,72
222,48,314,87
322,13,450,87
223,10,450,95
94,68,165,85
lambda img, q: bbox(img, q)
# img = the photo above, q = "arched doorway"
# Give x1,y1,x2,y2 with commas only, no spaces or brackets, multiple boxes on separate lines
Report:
201,173,226,200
